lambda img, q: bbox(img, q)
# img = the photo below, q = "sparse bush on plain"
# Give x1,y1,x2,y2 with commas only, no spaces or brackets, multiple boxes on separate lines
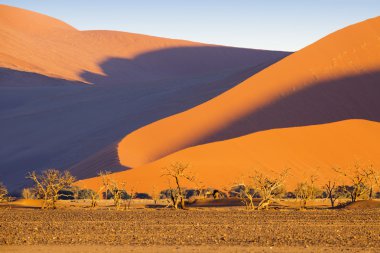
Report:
294,175,319,209
26,169,75,209
324,180,341,208
161,162,195,209
333,163,377,202
0,182,8,202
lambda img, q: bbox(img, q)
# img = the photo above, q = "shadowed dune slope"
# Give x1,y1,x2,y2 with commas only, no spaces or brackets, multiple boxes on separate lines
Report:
0,5,290,191
118,17,380,168
77,119,380,193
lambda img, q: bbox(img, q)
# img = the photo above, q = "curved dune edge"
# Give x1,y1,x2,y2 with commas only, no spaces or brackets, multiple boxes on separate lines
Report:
77,119,380,193
0,4,288,84
117,16,380,168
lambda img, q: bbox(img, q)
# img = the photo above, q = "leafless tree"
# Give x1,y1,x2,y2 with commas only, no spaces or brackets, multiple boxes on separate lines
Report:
324,180,340,208
98,170,112,200
90,186,104,208
151,186,159,205
26,169,75,209
21,188,35,199
161,162,195,209
251,169,289,210
295,175,318,209
334,163,373,202
126,185,136,210
0,182,8,202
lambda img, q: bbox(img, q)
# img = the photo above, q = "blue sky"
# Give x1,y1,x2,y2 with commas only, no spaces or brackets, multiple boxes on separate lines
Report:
1,0,379,51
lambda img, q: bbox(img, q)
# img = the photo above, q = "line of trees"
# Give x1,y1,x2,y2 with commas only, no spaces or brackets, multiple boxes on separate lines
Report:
0,162,379,210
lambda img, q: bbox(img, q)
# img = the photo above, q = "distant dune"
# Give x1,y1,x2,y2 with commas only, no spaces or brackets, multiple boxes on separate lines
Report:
0,5,289,190
77,119,380,192
0,4,288,85
117,17,380,169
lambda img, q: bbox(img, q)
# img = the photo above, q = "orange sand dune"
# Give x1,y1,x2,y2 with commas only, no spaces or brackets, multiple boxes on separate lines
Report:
0,4,287,85
77,119,380,192
0,5,289,191
118,17,380,168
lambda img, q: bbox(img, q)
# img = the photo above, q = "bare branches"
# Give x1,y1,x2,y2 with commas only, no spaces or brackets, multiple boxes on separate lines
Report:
333,163,374,202
98,170,112,200
295,175,319,209
26,169,75,209
251,169,289,210
0,182,8,202
324,180,340,208
161,162,195,209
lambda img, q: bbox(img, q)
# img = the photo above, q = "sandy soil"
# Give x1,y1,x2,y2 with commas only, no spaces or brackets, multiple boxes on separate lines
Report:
0,208,379,252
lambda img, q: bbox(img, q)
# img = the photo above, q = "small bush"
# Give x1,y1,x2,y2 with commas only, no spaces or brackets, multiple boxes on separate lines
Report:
0,182,8,202
78,189,97,199
22,188,35,199
135,192,152,199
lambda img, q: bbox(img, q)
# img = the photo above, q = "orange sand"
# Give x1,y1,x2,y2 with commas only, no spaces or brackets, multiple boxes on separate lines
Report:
77,119,380,192
118,17,380,168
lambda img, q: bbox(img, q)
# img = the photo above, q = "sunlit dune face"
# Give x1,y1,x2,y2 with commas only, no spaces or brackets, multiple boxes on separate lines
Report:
79,119,380,193
117,17,380,169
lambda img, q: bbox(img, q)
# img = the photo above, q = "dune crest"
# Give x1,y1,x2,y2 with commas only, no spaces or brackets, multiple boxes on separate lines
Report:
117,17,380,168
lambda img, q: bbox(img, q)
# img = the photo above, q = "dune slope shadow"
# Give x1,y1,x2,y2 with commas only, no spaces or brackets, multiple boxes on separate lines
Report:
118,70,380,168
80,46,290,86
0,46,289,191
204,71,380,143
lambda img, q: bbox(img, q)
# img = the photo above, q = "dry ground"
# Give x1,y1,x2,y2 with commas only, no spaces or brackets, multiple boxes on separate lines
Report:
1,205,380,252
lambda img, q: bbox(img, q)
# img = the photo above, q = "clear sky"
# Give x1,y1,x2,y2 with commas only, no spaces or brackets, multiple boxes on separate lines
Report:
1,0,379,51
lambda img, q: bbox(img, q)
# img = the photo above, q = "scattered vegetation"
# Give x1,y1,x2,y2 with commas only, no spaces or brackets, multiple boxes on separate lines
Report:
0,162,377,211
324,180,341,208
294,175,320,209
26,169,75,209
333,163,378,203
161,162,195,209
0,182,8,202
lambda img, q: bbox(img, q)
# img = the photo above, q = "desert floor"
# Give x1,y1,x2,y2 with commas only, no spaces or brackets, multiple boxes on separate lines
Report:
1,205,380,252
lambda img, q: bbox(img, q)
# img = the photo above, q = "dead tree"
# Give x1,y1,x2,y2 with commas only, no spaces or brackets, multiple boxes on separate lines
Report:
295,175,318,209
251,169,289,210
98,170,112,200
26,169,75,209
126,185,136,210
362,165,379,199
161,162,195,209
334,164,371,202
324,180,340,208
21,188,35,199
90,186,105,208
0,182,8,202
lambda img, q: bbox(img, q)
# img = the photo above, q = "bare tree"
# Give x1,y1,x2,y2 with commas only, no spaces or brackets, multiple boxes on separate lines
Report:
362,164,379,199
126,185,136,210
161,162,195,209
108,179,128,210
90,186,104,208
251,169,289,210
151,186,159,205
21,188,35,199
26,169,75,209
0,182,8,202
334,164,371,202
324,180,340,208
295,175,318,209
98,170,112,200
